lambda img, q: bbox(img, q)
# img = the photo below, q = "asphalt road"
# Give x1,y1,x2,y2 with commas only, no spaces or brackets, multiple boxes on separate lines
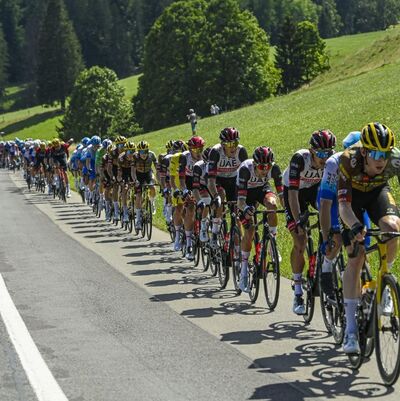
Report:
0,170,398,400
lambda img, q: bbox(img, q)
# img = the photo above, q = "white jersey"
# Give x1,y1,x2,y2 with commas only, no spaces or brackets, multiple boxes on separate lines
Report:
283,149,324,189
182,150,195,177
207,143,247,178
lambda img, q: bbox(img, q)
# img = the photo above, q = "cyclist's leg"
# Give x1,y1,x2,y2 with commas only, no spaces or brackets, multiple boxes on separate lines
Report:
183,198,195,260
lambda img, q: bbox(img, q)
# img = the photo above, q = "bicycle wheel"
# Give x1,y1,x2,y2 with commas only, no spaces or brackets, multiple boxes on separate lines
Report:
249,259,260,303
230,226,242,294
193,234,200,267
375,274,400,385
200,242,210,272
209,247,218,277
145,200,152,241
320,255,346,344
218,222,229,289
263,235,280,310
140,210,146,238
167,222,175,242
303,271,316,324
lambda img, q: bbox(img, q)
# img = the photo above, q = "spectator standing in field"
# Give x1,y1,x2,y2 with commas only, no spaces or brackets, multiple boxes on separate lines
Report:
210,104,216,116
187,108,197,135
214,104,220,115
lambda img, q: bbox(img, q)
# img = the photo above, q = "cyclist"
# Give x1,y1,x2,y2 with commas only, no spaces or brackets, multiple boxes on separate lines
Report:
170,136,205,259
85,135,102,204
237,146,284,293
132,140,158,229
101,144,115,221
207,127,248,248
50,138,73,197
117,141,136,223
318,131,364,298
193,147,212,242
96,139,112,213
283,130,336,315
167,140,190,252
107,135,128,222
158,140,175,223
338,122,400,354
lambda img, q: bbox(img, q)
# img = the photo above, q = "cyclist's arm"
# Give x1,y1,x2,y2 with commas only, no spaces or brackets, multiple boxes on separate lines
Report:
237,166,250,211
192,164,202,202
207,148,220,197
271,163,284,207
178,155,187,191
338,159,359,229
287,153,305,222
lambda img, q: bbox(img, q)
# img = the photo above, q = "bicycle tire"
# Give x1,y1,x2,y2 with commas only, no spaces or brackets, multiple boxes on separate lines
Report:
320,255,346,344
348,303,369,369
200,242,210,272
263,235,280,310
303,235,316,324
209,247,218,276
145,200,152,241
249,259,260,303
230,226,242,294
375,274,400,385
218,222,229,289
193,234,200,267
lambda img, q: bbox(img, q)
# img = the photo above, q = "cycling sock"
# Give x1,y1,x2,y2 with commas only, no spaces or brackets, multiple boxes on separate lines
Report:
185,231,192,247
270,226,277,236
201,218,207,231
322,256,333,273
212,218,221,234
135,208,141,218
240,251,250,278
344,298,359,335
293,273,303,296
174,226,182,245
114,201,119,214
123,205,128,214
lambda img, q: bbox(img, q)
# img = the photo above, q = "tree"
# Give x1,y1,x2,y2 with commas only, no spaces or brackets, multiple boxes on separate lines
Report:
133,0,208,131
376,0,400,30
134,0,279,132
0,0,25,82
313,0,342,38
276,19,329,92
37,0,84,109
0,23,8,101
197,0,279,113
58,66,136,140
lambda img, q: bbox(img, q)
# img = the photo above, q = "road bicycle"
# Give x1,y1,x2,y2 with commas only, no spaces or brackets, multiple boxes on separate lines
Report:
246,209,285,310
347,229,400,386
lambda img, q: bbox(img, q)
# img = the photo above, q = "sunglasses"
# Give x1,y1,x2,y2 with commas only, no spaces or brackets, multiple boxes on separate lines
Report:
117,143,125,149
126,150,132,155
222,141,239,148
139,150,148,155
255,163,271,171
190,147,203,153
367,150,390,160
315,150,333,159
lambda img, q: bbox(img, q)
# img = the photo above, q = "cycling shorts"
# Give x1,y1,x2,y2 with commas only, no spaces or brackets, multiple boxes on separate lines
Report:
245,186,275,207
216,176,237,202
284,184,319,231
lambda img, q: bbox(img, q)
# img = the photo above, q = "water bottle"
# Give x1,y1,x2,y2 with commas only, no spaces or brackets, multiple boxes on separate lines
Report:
362,280,376,315
309,252,316,279
255,242,261,264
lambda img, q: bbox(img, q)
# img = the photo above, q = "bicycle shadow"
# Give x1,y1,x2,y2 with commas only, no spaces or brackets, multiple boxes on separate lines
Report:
221,320,329,345
249,340,394,399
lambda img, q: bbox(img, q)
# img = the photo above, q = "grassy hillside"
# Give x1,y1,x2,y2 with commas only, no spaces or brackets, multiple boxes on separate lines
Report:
0,74,141,140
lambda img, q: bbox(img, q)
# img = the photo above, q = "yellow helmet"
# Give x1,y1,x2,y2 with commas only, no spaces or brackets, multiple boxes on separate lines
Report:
52,138,60,147
137,140,149,151
115,135,127,145
361,122,395,151
125,141,136,151
166,139,175,151
107,144,113,154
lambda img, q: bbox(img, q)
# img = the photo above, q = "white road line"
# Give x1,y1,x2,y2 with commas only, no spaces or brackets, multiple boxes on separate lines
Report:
0,273,69,401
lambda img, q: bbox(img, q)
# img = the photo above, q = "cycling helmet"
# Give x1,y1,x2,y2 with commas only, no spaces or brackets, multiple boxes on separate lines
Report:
253,146,274,165
40,142,46,150
52,138,61,147
342,131,361,150
220,127,240,142
166,139,175,151
81,137,90,146
90,135,101,146
125,141,136,151
187,136,205,149
173,140,188,152
361,122,395,151
202,147,212,162
33,139,41,147
137,140,149,151
309,130,336,150
114,135,127,145
102,139,112,149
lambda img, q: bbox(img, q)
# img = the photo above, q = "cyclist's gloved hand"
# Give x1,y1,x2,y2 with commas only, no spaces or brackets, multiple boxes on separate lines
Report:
173,189,182,199
351,221,364,241
244,205,255,218
197,200,205,209
182,188,191,199
162,187,170,196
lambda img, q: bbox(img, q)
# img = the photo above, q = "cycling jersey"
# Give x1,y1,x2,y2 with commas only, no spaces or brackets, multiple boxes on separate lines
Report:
95,148,106,168
338,145,400,203
193,160,207,189
237,159,283,199
283,149,324,190
207,144,248,178
133,151,157,173
319,152,342,201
